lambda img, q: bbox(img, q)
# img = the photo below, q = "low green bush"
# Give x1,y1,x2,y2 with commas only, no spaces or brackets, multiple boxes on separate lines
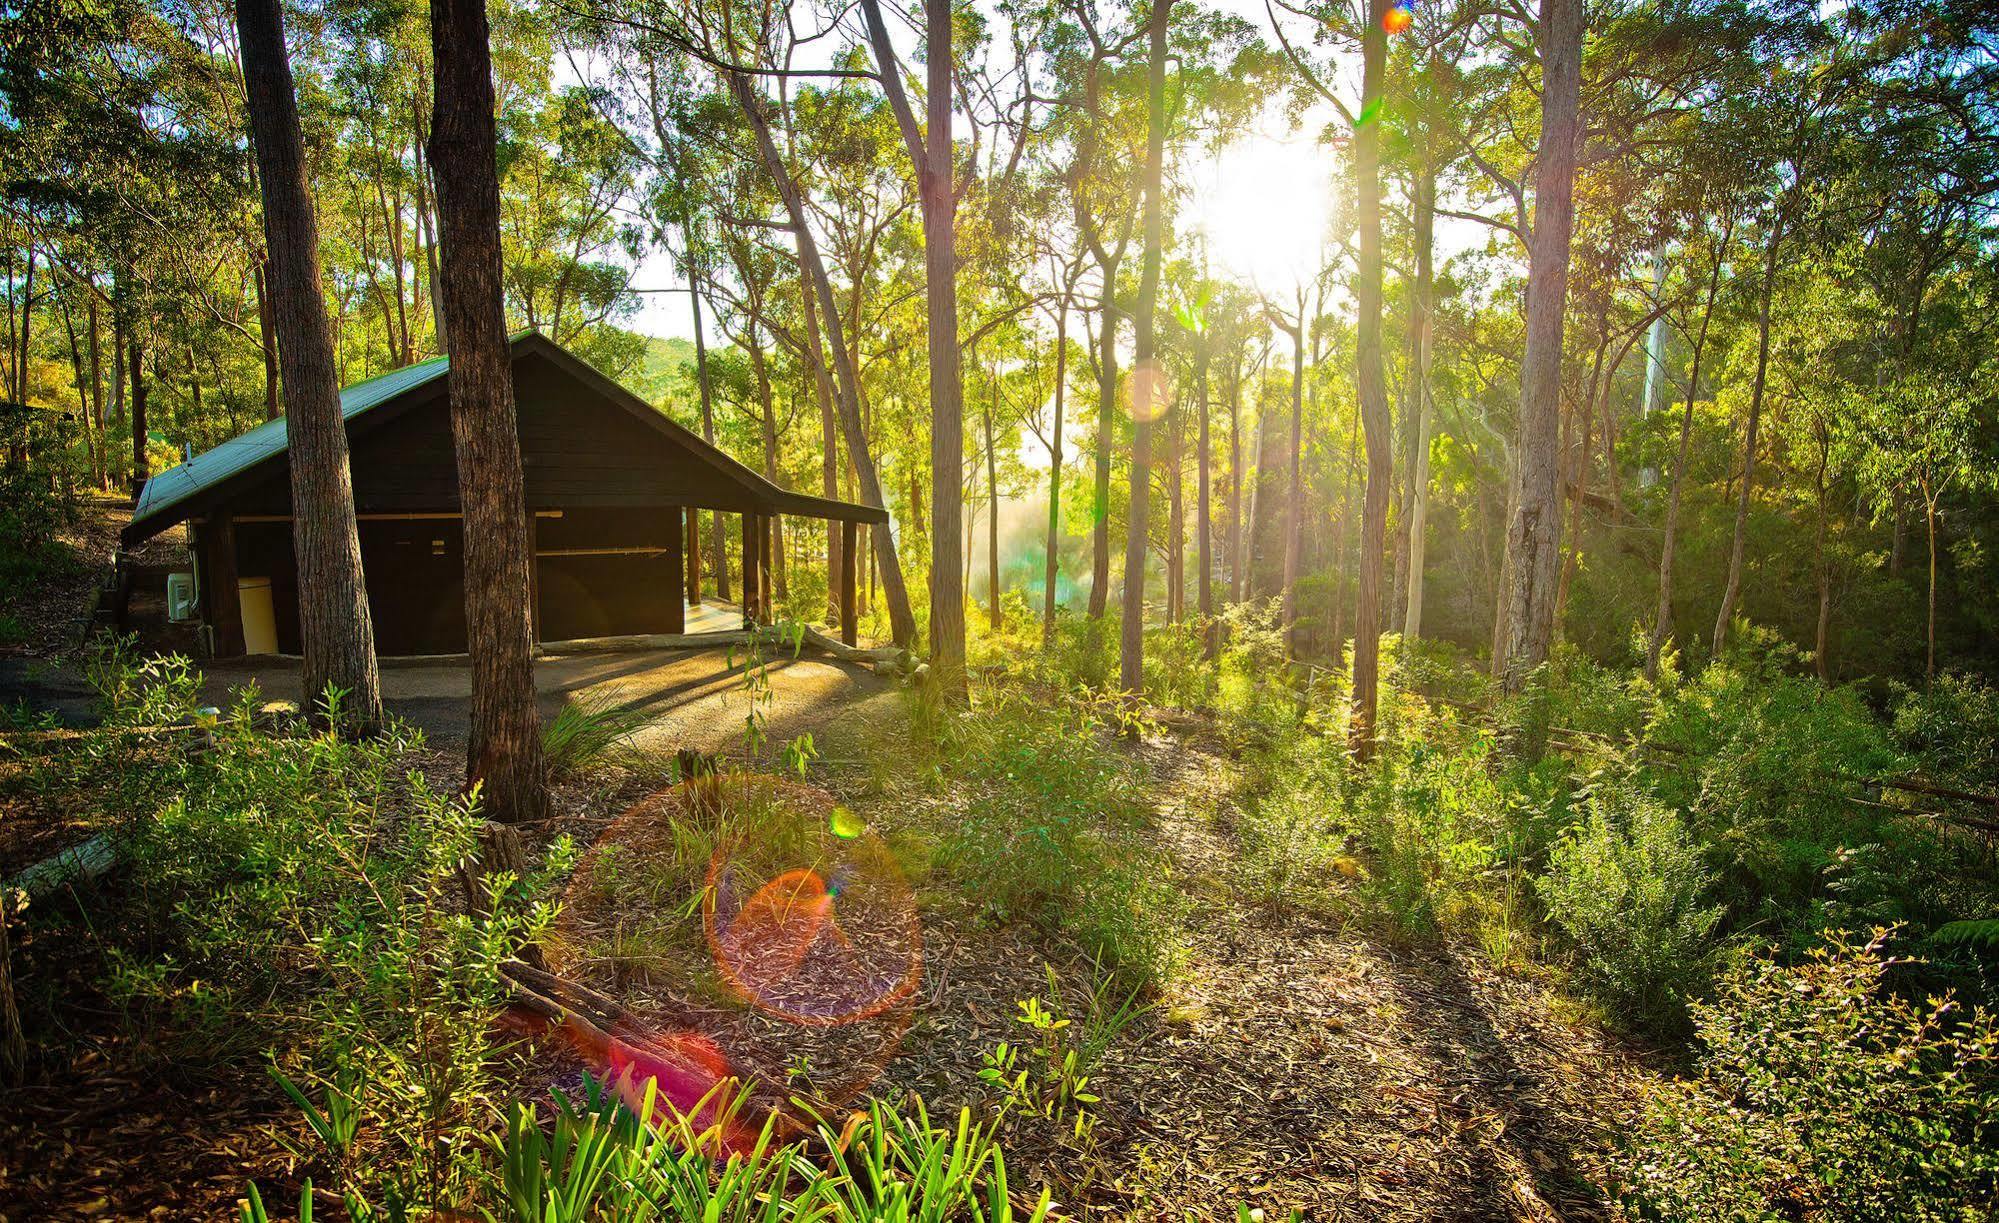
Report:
1538,781,1723,1033
932,687,1183,988
1620,930,1999,1221
64,652,572,1208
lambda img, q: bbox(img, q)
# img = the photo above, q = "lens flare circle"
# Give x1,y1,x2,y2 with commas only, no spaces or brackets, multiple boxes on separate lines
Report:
1383,3,1413,34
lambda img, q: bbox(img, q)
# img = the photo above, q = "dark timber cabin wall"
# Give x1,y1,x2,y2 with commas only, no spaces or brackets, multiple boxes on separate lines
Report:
196,348,729,655
134,333,886,658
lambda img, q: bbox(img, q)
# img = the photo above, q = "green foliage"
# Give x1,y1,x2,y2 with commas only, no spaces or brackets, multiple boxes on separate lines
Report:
542,690,648,778
1644,653,1905,944
928,686,1183,989
1538,781,1723,1033
69,647,570,1207
477,1073,1050,1221
0,465,79,588
1620,931,1999,1221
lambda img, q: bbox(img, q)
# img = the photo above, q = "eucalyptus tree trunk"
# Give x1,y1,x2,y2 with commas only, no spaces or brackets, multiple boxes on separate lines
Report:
860,0,961,679
238,0,385,735
1043,301,1067,642
1280,316,1304,660
1493,0,1583,701
1089,287,1118,618
728,71,916,647
687,264,728,601
1197,342,1215,656
128,336,147,494
1647,222,1732,683
804,288,842,623
428,0,548,822
1348,0,1396,758
1402,169,1435,645
1118,0,1172,696
1711,211,1785,657
985,398,1001,631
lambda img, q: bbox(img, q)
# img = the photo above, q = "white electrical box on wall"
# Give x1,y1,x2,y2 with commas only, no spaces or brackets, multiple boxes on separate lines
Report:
166,572,198,623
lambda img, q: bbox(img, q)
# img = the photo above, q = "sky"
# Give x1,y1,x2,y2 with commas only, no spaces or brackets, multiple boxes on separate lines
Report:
605,0,1362,343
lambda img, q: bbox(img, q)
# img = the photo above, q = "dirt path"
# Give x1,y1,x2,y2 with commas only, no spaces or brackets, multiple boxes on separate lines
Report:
1076,740,1656,1221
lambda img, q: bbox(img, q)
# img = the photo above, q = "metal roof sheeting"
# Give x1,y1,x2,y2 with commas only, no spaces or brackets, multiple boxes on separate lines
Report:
128,352,450,536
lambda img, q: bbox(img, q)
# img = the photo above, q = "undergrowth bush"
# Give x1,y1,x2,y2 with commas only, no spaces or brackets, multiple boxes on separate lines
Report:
1538,778,1723,1033
930,686,1183,988
68,650,571,1207
1620,930,1999,1221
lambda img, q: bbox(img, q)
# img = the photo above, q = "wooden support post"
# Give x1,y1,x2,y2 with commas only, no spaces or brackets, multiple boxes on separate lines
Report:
527,514,541,645
740,511,760,628
684,507,702,605
763,513,778,615
207,512,244,657
840,519,858,647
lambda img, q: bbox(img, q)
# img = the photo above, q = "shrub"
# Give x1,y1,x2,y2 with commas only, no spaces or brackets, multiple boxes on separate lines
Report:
1620,931,1999,1221
543,690,649,778
1538,782,1723,1033
87,656,569,1206
934,687,1182,988
1644,658,1903,944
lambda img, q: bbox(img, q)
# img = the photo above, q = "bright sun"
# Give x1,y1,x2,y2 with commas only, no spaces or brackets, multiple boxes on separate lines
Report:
1183,107,1341,293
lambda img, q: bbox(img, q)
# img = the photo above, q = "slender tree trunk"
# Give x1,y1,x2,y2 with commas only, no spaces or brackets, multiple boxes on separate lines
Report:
1089,288,1118,619
238,0,385,734
1167,390,1184,623
1813,422,1832,683
128,335,147,494
1043,301,1067,642
1493,0,1582,701
729,71,916,647
1197,343,1214,655
1924,484,1939,683
1711,211,1785,656
1117,0,1172,696
859,0,961,679
1402,174,1435,644
252,256,282,419
86,293,105,488
1227,351,1243,606
805,288,842,623
1348,4,1396,756
687,265,727,602
1646,223,1731,682
985,398,1001,631
1280,319,1305,658
428,0,548,822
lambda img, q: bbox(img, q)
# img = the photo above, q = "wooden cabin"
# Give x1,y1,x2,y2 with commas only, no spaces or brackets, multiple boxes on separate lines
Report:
121,331,884,657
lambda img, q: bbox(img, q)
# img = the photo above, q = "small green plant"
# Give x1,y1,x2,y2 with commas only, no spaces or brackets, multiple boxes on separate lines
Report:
1538,782,1722,1033
543,691,650,778
1620,929,1999,1221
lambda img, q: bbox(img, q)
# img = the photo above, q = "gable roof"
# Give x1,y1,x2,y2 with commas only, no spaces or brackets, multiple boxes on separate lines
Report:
123,331,885,547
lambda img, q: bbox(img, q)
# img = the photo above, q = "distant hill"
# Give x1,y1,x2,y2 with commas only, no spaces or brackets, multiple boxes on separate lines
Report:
624,335,701,425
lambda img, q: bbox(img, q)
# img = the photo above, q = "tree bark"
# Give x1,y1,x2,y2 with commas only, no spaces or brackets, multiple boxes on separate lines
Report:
1119,0,1173,696
728,71,916,648
688,264,728,601
1711,210,1785,656
1043,300,1067,643
428,0,548,822
237,0,386,734
1813,421,1832,683
804,288,842,624
985,396,1001,631
1089,288,1118,618
1400,172,1436,645
859,0,961,683
1197,339,1214,656
1348,2,1396,757
1646,220,1732,682
1280,314,1305,659
127,335,147,496
1492,0,1583,700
